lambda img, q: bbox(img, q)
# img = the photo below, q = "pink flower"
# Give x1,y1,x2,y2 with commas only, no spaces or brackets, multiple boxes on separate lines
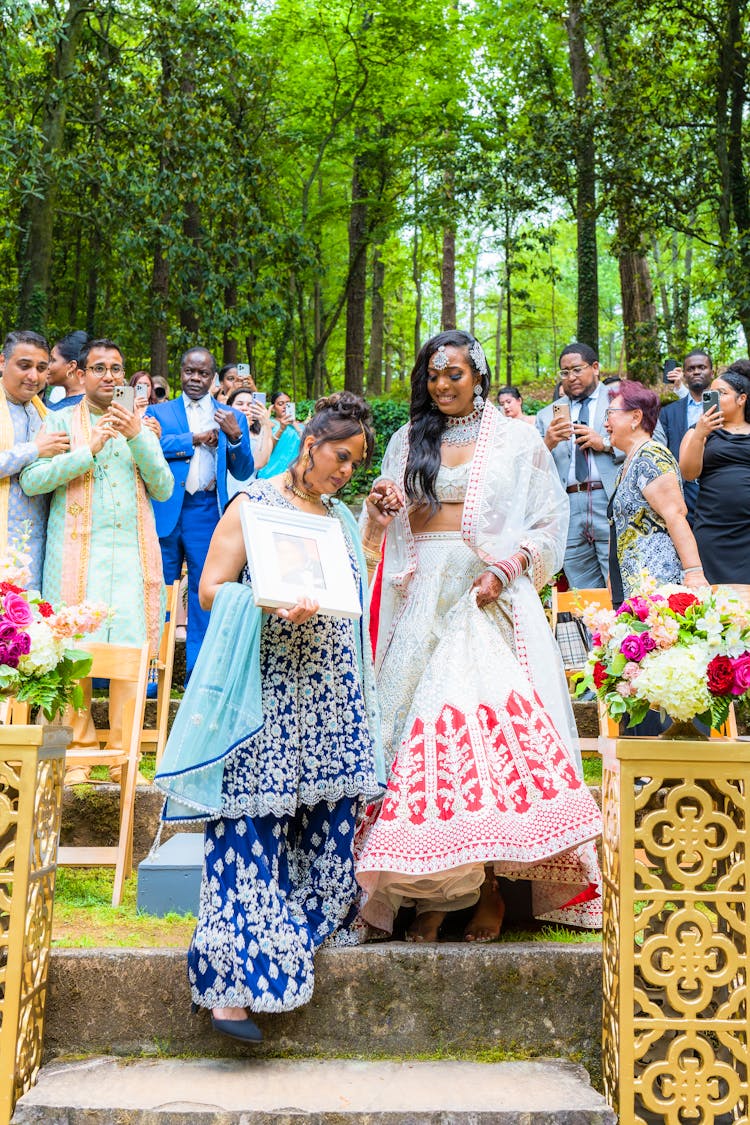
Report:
3,592,33,626
620,633,655,662
731,653,750,696
618,596,650,622
0,621,17,644
622,661,641,681
591,632,601,647
616,682,634,697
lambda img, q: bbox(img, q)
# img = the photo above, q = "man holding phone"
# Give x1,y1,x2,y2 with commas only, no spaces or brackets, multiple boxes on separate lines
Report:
535,343,622,588
147,346,254,681
653,349,713,523
21,338,173,781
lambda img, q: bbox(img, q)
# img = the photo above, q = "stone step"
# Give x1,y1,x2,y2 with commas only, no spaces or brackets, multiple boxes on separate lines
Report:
12,1056,615,1124
43,944,603,1080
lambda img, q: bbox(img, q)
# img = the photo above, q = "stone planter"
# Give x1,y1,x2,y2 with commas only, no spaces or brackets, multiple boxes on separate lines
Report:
601,734,750,1124
0,724,68,1121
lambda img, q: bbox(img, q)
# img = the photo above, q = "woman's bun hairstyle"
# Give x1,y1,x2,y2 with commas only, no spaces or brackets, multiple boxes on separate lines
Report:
313,390,372,426
292,391,376,487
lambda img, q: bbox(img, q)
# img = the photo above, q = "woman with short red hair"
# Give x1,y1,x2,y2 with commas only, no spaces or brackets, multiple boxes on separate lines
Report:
604,380,705,605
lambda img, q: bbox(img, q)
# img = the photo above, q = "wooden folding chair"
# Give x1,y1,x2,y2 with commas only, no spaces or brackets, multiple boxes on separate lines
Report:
141,580,180,767
550,586,612,634
57,641,150,906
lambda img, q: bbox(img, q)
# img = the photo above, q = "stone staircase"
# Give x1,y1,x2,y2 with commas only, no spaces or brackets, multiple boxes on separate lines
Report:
11,670,614,1124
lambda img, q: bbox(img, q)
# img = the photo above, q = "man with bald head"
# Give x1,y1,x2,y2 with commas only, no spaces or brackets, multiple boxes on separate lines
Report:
148,346,254,680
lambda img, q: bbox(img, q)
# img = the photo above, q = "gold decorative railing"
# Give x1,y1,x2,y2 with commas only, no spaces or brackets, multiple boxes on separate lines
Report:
602,735,749,1124
0,725,67,1122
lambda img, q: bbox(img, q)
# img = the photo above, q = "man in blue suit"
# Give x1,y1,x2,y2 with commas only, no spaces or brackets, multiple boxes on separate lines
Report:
653,349,713,524
147,346,254,680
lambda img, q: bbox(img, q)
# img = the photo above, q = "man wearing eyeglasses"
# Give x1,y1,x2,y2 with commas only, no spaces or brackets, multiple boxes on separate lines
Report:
147,346,254,683
535,343,622,588
21,338,173,782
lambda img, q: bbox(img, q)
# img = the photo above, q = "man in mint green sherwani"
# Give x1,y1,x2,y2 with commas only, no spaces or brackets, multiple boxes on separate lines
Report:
20,338,173,781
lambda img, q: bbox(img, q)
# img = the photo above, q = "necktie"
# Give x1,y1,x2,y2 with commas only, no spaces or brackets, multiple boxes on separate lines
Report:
574,396,590,483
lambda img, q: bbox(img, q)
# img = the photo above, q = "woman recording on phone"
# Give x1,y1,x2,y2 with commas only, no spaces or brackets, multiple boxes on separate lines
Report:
257,391,305,479
679,361,750,585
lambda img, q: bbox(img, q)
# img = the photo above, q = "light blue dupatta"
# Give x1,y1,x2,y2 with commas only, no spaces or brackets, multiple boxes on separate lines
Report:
154,498,384,823
154,582,264,822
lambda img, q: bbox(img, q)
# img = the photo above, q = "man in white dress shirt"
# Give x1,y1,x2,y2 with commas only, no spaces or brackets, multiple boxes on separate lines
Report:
535,344,622,588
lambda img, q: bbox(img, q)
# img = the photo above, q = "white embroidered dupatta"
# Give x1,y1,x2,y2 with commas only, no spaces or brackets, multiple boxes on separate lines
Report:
375,403,582,771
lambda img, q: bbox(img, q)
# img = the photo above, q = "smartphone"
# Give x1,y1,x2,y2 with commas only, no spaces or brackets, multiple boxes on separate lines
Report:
237,363,251,382
252,392,267,407
285,402,296,421
112,385,135,412
135,383,149,401
663,358,679,384
702,389,720,413
552,400,571,424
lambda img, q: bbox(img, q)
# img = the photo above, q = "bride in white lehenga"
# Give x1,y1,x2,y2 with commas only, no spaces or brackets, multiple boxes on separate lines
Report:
357,330,602,942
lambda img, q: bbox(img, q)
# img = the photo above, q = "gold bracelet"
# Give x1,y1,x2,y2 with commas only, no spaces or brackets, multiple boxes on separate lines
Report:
363,547,381,568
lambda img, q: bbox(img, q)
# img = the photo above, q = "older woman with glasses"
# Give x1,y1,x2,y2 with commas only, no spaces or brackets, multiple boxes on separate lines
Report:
604,380,705,605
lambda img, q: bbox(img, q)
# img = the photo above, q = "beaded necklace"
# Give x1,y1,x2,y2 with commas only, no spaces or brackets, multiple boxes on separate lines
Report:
441,408,481,446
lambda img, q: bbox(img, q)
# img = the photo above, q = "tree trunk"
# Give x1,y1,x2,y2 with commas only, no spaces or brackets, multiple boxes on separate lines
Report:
150,233,170,383
566,0,599,352
441,225,457,330
344,153,368,395
367,246,385,395
618,230,659,383
412,165,422,360
384,332,393,392
19,0,88,329
222,274,238,364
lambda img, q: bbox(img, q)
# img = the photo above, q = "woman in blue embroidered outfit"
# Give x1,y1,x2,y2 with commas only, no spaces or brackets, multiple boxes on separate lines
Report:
357,330,602,943
155,392,383,1043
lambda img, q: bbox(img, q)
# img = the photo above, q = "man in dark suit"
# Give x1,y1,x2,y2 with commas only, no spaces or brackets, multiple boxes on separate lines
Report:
147,346,254,680
653,349,713,523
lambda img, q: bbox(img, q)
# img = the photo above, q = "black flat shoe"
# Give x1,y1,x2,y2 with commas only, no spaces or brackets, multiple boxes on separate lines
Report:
210,1014,263,1043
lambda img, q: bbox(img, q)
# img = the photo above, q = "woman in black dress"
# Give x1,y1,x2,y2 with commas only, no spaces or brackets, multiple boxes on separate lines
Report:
680,361,750,584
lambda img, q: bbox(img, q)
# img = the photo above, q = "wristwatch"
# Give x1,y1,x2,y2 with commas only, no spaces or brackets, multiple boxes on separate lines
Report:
602,434,612,453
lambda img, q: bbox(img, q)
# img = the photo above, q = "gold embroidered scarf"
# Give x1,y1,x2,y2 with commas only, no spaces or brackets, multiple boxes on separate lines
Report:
61,401,163,655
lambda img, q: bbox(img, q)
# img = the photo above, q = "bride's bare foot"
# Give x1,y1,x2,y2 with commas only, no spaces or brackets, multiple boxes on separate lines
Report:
212,1006,247,1021
406,910,446,943
464,871,505,943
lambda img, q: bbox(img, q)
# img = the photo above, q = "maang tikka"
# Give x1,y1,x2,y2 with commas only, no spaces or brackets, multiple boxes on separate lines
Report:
431,345,450,370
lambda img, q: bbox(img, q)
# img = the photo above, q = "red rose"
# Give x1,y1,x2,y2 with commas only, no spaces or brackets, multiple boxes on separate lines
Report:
37,601,54,618
707,654,735,695
0,582,22,596
668,592,700,616
592,662,608,689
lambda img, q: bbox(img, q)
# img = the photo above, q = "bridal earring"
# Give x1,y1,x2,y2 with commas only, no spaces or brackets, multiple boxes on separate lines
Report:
473,383,485,412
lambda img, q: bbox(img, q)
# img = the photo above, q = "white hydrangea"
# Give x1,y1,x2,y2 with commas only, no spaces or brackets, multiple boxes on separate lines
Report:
634,643,713,721
18,622,63,676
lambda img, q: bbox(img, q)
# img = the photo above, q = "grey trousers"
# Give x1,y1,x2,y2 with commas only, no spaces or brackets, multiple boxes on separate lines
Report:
562,489,610,589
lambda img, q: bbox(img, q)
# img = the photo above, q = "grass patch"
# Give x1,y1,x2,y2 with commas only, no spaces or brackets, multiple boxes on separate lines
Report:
52,867,194,948
88,754,157,782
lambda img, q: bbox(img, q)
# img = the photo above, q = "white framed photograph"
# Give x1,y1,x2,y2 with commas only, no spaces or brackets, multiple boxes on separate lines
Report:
239,503,362,620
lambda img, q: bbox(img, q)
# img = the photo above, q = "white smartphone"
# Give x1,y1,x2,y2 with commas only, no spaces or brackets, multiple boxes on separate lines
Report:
237,363,251,382
112,385,135,412
135,383,149,401
252,392,267,407
285,402,296,421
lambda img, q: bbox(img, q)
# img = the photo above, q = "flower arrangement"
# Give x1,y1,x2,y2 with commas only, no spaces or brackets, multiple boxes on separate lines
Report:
575,577,750,729
0,540,108,720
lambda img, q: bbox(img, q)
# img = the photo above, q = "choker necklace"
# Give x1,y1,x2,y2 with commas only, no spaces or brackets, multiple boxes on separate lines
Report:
285,470,323,505
441,408,482,446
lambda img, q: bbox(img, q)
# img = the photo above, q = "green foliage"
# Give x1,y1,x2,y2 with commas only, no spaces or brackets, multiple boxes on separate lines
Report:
1,0,749,385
